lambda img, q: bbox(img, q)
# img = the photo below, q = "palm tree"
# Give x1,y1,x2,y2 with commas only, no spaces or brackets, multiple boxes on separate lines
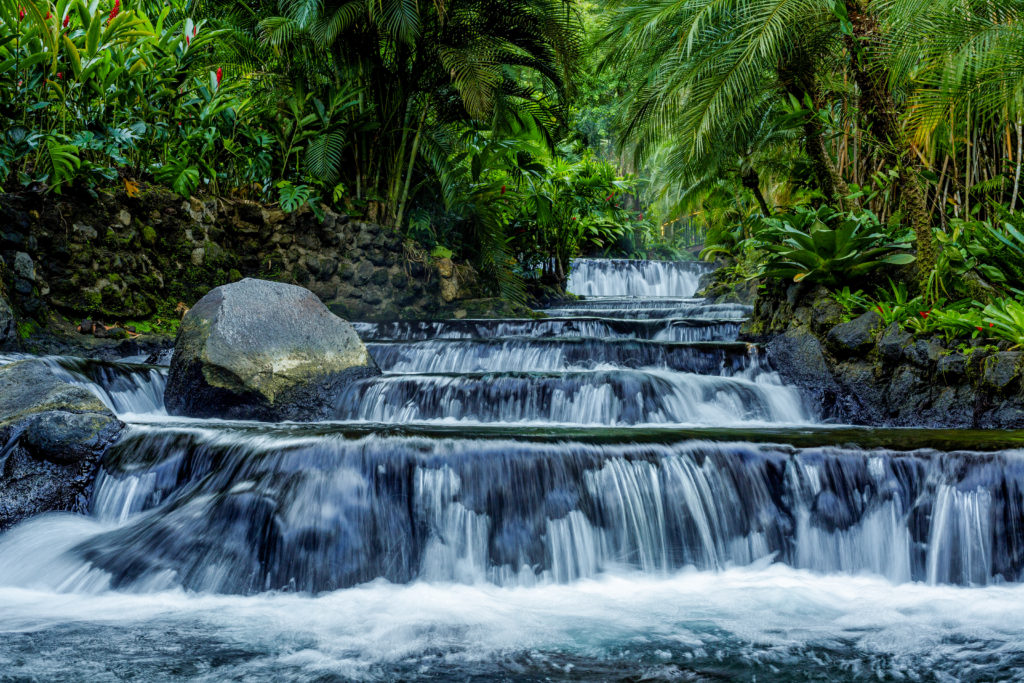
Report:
600,0,941,287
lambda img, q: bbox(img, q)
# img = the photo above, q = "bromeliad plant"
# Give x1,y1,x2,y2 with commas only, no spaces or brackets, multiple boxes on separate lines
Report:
755,206,916,286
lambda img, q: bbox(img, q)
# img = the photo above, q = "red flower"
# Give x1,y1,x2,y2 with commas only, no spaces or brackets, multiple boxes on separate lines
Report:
990,322,995,327
18,6,25,20
193,26,197,36
185,35,190,46
108,0,119,24
44,12,51,19
63,13,69,27
605,195,612,202
57,71,62,79
977,326,984,332
637,213,644,220
919,311,929,319
500,185,506,195
215,67,222,85
876,305,883,313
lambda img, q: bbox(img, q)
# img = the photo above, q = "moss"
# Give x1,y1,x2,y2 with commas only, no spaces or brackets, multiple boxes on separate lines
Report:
141,225,158,246
228,268,243,283
108,273,122,285
17,319,39,339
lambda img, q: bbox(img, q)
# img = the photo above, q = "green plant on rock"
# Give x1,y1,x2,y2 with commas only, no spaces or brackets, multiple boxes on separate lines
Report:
756,206,916,286
982,298,1024,348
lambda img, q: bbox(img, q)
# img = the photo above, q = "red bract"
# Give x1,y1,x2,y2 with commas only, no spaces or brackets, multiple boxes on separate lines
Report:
919,311,929,319
185,35,190,46
500,185,506,195
18,6,25,20
977,326,984,332
216,67,222,85
108,0,119,24
63,14,69,27
45,12,51,19
990,322,995,327
57,72,62,79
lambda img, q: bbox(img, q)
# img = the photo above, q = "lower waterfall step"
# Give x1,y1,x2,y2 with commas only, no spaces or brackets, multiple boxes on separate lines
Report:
10,424,1023,594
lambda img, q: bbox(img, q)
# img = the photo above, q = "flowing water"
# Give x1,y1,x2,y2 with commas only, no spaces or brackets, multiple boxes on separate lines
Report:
3,258,1024,681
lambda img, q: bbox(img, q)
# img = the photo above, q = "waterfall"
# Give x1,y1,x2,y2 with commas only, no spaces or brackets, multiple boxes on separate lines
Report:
567,258,712,297
2,258,1024,679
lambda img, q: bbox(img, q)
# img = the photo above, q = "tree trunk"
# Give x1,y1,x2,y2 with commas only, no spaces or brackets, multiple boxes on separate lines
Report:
842,0,937,292
777,47,851,208
741,168,771,217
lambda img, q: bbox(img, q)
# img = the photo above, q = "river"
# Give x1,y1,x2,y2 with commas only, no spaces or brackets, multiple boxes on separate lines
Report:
1,259,1023,681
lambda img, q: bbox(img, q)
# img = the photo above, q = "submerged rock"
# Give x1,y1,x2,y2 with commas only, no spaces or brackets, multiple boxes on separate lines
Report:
0,360,125,530
165,278,380,421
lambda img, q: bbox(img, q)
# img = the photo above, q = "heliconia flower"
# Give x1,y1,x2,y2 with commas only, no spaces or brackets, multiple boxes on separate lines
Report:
63,13,69,27
108,0,119,24
500,185,506,195
215,67,222,85
18,6,25,20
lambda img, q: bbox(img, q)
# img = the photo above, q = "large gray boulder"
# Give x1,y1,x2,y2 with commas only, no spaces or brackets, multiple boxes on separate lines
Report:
0,360,125,531
165,278,379,421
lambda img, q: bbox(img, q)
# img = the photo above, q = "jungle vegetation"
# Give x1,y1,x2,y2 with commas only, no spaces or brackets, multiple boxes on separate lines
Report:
1,0,1023,341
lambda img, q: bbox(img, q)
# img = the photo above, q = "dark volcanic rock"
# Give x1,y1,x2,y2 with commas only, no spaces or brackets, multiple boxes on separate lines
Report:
766,327,838,416
0,360,125,530
165,278,380,421
0,289,15,351
826,311,882,358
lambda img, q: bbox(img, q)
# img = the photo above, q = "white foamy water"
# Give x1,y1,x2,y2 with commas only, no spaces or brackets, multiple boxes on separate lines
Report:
1,553,1023,681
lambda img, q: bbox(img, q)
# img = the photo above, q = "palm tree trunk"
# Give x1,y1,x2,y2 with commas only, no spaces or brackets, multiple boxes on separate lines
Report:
778,48,851,208
741,168,771,217
842,0,936,292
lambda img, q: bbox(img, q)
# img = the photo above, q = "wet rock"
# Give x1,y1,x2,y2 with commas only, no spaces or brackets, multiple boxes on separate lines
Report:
165,278,380,421
766,327,839,414
13,252,35,282
982,352,1023,393
0,361,125,531
877,323,912,364
826,311,881,358
0,290,15,351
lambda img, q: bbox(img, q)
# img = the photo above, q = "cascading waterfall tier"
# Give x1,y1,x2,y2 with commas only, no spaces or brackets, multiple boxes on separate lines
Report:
5,424,1023,593
567,258,713,297
3,258,1024,680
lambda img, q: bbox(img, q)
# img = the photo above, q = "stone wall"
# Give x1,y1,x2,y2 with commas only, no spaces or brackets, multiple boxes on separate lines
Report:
0,188,488,351
747,282,1024,428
